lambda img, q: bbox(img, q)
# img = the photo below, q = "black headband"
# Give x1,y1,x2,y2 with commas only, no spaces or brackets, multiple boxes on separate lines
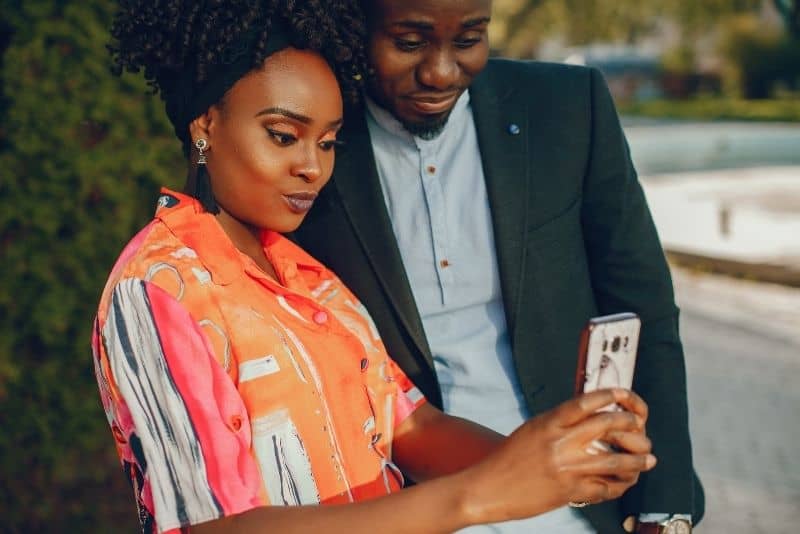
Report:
160,20,293,147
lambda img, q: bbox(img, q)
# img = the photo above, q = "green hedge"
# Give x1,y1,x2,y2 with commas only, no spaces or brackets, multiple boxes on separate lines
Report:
0,2,181,531
619,97,800,122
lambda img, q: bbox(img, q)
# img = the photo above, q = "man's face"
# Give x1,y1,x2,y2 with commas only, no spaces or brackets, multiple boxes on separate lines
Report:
366,0,492,139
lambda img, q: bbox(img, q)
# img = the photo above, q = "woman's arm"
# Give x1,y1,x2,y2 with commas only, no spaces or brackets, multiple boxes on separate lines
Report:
192,389,654,533
392,391,650,483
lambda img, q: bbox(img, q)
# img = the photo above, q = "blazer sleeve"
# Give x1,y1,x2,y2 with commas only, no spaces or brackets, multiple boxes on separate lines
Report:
580,67,704,521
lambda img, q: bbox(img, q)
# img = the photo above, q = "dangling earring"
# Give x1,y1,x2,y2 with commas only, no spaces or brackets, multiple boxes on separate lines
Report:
193,138,219,214
196,138,208,164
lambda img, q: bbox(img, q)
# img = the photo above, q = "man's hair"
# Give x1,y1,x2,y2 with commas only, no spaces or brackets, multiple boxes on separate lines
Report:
109,0,369,109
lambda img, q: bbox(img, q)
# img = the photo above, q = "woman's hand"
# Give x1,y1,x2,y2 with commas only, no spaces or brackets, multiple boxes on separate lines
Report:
192,389,652,534
456,388,655,525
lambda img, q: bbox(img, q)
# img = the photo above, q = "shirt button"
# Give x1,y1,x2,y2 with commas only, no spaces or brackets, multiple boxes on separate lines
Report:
426,165,436,175
313,310,328,324
439,259,451,268
360,358,369,372
230,415,243,432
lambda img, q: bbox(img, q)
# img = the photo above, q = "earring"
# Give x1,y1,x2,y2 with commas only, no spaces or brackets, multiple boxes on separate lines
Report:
195,138,208,165
191,138,219,215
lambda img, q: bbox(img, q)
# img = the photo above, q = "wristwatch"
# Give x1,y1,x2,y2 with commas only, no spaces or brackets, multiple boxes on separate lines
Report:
637,515,692,534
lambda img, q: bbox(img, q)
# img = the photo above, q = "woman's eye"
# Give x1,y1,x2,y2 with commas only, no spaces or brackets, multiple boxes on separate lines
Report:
319,139,345,152
394,38,426,52
267,129,296,146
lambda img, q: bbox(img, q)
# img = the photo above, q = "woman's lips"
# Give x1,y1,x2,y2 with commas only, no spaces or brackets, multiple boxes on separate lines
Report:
408,93,459,115
282,192,318,214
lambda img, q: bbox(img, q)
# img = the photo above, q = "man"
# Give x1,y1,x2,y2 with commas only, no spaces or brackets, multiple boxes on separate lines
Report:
294,1,704,532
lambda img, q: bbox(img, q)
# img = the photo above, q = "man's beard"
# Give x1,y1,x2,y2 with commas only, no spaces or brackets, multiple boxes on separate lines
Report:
401,111,451,140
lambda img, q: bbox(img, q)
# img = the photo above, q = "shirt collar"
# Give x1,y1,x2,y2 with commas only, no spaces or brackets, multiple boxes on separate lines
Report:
153,188,324,288
365,90,472,150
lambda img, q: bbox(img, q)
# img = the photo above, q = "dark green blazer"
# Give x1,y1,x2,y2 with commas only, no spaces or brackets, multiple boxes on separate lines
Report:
294,59,704,533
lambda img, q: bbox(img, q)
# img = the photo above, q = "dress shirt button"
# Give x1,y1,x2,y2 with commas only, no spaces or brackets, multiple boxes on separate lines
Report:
426,165,436,175
439,259,451,268
312,310,328,324
360,358,369,372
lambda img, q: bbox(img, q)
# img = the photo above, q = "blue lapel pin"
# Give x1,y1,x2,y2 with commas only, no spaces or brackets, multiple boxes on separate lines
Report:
508,123,521,135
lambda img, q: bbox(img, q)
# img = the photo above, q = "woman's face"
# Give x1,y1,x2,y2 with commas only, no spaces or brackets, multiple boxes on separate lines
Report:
192,48,344,234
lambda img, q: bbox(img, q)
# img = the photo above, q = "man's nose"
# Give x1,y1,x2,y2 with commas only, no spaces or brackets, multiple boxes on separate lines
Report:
416,47,459,90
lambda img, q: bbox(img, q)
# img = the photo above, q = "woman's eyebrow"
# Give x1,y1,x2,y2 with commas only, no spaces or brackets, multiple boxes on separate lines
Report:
255,106,311,124
390,16,490,31
255,107,343,129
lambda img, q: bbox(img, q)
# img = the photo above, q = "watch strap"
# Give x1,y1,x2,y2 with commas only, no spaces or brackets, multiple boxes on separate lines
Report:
637,523,663,534
636,516,692,534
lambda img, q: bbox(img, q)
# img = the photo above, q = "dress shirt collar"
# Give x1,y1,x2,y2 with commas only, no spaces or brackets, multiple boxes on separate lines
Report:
365,90,472,150
153,188,324,289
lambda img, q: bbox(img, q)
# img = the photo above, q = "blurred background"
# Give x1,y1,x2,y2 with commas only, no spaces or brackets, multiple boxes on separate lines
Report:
0,1,798,532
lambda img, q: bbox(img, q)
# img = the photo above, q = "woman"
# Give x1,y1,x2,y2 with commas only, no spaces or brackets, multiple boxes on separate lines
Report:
93,1,656,532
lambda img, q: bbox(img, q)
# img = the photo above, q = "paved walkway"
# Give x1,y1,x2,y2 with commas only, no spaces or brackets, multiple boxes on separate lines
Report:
643,165,800,532
672,267,800,533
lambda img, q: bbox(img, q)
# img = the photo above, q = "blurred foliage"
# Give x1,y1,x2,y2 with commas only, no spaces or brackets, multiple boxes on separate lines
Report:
619,97,800,122
0,1,181,531
772,0,800,38
491,0,799,110
0,0,797,532
718,16,800,98
491,0,762,57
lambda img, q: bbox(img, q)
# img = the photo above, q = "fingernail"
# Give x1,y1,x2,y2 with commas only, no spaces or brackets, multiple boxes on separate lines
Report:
586,439,612,455
646,454,657,469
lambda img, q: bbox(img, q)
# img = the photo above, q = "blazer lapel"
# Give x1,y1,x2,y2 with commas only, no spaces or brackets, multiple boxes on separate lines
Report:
470,66,530,339
331,111,435,372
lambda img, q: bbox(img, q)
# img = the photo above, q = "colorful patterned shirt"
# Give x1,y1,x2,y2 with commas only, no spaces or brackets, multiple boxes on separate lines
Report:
92,189,426,533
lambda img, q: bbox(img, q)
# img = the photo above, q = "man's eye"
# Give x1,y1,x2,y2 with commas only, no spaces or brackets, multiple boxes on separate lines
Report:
267,129,296,146
454,37,482,49
319,139,345,152
394,38,425,52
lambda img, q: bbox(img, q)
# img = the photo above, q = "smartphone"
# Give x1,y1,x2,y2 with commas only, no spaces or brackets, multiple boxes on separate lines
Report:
574,312,641,409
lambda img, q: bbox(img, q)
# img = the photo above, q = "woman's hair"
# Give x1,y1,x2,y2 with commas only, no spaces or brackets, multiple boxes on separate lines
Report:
109,0,368,143
108,0,369,213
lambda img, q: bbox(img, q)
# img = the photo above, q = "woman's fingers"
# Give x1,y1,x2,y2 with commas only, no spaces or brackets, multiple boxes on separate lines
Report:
612,389,649,424
553,389,633,427
604,430,651,455
567,409,642,446
567,475,644,505
561,451,657,477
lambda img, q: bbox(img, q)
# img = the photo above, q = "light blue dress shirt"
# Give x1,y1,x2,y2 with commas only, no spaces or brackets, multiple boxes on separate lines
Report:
365,93,595,533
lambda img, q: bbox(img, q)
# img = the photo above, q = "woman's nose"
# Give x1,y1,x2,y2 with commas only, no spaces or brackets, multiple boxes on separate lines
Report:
291,145,322,183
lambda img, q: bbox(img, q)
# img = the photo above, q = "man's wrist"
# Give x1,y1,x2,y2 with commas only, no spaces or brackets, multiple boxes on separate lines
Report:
630,514,692,533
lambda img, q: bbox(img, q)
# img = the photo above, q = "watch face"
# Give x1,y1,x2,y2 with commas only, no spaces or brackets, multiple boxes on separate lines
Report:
665,519,692,534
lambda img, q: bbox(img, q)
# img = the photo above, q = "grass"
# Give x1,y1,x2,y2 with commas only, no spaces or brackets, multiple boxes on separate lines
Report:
618,98,800,122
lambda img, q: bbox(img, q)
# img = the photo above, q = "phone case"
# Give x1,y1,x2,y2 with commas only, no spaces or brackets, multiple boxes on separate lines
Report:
574,313,641,398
